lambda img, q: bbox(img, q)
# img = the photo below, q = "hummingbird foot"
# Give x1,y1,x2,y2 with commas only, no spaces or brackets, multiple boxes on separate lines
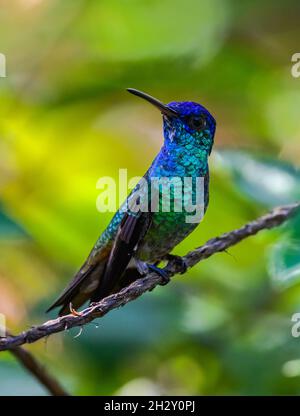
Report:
135,259,170,285
69,302,83,317
147,264,170,285
135,259,150,276
165,254,188,274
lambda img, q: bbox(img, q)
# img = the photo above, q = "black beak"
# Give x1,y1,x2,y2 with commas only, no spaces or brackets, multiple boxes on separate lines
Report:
127,88,178,118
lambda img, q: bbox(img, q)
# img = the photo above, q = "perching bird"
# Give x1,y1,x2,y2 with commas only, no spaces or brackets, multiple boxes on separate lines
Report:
47,89,216,315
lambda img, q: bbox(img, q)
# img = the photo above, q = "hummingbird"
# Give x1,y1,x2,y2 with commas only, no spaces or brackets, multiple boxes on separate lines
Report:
47,89,216,316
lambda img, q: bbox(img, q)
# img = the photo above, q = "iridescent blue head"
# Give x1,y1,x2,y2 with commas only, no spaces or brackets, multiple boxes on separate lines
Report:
127,88,216,156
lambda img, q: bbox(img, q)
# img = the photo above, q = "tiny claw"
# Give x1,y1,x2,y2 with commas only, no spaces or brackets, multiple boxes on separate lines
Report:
148,264,170,285
69,302,83,317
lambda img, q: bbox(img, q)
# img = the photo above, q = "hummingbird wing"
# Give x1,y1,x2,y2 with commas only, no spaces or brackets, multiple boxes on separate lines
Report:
90,210,152,302
46,243,112,315
46,210,151,315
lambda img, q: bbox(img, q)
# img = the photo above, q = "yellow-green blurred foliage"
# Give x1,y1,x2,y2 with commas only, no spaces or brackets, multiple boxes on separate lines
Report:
0,0,300,395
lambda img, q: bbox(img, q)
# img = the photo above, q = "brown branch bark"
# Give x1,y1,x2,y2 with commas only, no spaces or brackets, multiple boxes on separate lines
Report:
0,202,299,353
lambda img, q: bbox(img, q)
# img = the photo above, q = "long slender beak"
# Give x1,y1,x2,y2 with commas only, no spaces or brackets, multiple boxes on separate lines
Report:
127,88,178,118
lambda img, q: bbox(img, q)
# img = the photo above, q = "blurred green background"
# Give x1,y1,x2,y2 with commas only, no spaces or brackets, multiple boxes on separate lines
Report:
0,0,300,396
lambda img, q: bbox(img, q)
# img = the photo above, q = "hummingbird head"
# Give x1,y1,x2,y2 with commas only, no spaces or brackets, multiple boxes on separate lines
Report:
127,88,216,155
164,101,216,155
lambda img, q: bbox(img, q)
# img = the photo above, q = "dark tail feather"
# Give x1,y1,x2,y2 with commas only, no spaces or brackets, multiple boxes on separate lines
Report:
46,262,105,316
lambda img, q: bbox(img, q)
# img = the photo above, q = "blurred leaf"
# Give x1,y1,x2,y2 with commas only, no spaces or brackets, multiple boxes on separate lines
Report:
0,205,27,238
182,294,230,334
269,239,300,288
76,0,229,62
218,151,300,206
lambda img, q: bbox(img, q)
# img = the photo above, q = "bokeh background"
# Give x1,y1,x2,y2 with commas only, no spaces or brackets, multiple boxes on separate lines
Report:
0,0,300,395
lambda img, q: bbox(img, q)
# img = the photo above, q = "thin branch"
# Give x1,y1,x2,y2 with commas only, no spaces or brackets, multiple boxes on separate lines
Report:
10,345,70,396
1,329,69,395
0,202,299,352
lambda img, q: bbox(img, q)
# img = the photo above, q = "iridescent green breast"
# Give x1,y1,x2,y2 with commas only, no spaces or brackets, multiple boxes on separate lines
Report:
136,159,210,262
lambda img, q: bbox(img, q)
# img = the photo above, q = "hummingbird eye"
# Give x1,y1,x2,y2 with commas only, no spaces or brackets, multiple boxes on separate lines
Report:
186,115,207,131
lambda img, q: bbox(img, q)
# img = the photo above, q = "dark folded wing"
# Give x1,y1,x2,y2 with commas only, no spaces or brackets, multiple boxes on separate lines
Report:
91,211,151,302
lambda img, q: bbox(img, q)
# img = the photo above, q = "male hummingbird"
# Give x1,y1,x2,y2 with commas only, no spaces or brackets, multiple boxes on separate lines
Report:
47,89,216,315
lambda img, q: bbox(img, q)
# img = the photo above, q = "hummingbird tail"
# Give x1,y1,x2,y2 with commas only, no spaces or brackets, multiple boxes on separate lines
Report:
46,260,106,316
